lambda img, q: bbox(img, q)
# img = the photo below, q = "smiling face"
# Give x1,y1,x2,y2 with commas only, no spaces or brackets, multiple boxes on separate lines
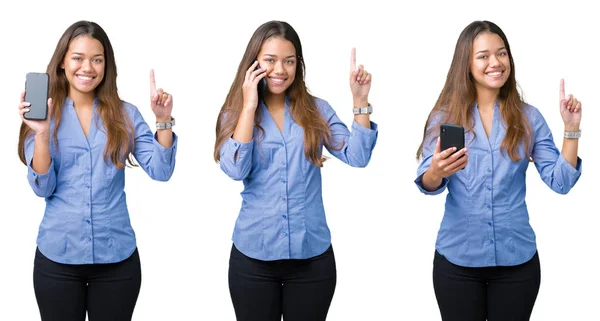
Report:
470,31,511,97
257,36,297,97
61,35,105,98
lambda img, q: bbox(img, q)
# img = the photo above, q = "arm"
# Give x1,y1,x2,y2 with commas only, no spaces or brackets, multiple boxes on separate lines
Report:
531,102,581,195
19,92,56,197
414,122,468,195
218,61,266,181
130,104,177,181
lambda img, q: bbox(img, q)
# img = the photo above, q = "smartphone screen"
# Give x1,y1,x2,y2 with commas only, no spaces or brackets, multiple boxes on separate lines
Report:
440,123,465,153
24,72,49,120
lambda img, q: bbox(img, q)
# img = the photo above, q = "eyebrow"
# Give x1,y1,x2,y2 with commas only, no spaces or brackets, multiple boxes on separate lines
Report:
262,54,296,59
475,47,506,55
71,52,104,57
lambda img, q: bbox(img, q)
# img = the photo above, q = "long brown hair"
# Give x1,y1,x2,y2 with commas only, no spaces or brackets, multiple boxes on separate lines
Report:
214,20,336,167
18,20,135,169
416,20,532,162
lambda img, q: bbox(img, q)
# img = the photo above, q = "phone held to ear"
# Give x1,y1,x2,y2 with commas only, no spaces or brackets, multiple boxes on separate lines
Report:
24,72,49,120
256,64,266,97
440,123,465,155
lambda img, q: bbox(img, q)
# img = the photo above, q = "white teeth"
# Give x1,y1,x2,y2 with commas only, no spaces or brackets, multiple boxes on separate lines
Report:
271,78,285,84
487,71,502,76
77,75,93,80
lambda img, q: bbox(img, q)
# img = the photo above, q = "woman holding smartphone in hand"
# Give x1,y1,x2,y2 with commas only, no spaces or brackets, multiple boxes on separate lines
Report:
214,20,378,321
415,20,582,321
17,20,177,321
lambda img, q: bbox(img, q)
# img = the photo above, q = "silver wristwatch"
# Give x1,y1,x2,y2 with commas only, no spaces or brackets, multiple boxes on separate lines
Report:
353,104,373,115
564,129,581,139
156,117,175,130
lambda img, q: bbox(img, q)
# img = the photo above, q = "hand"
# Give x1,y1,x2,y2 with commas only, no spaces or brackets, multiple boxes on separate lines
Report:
18,90,53,137
349,48,371,105
242,61,267,111
559,79,582,131
150,69,173,122
427,137,468,180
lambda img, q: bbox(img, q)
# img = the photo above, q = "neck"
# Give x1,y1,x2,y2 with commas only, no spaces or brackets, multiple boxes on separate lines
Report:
476,87,499,112
69,90,96,109
264,92,286,110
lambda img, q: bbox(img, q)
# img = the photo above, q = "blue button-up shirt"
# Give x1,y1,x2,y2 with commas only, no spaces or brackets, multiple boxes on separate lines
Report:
220,97,378,261
26,98,177,264
416,102,581,267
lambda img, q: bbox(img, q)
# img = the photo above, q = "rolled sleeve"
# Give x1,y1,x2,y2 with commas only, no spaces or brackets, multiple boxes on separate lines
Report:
219,137,254,180
322,101,378,167
24,135,56,197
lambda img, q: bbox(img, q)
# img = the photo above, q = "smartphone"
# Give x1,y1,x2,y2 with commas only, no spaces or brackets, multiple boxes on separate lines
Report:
440,123,465,154
255,64,267,98
24,72,49,120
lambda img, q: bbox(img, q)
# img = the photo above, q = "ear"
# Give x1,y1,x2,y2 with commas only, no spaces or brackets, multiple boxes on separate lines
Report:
60,63,65,69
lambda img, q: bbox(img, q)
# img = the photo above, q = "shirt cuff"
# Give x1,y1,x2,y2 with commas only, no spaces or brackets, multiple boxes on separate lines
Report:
225,136,253,164
28,158,55,188
153,132,178,163
414,172,448,195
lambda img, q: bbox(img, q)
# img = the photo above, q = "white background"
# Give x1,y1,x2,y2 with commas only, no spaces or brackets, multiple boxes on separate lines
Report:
1,0,598,320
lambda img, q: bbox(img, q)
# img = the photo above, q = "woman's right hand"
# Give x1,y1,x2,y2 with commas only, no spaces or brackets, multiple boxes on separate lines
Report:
427,137,469,180
242,61,267,111
18,91,53,137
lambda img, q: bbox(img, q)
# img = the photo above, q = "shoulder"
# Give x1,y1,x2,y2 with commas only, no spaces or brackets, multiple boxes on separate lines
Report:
521,103,545,124
313,97,335,117
121,101,145,121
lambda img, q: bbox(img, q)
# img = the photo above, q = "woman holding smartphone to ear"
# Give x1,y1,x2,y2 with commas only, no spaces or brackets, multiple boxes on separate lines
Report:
214,20,378,321
415,20,582,321
17,20,177,321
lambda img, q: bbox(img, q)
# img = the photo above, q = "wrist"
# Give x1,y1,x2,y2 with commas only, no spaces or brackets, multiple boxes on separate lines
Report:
564,126,580,132
353,97,369,108
34,132,50,140
156,116,172,123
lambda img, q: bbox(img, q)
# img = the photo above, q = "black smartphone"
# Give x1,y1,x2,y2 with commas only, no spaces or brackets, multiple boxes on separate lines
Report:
256,64,267,97
440,123,465,154
24,72,49,120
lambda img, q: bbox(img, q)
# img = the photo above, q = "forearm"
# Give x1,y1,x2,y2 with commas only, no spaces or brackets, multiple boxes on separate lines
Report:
561,126,579,168
421,169,443,192
353,97,370,129
233,108,255,143
32,134,51,174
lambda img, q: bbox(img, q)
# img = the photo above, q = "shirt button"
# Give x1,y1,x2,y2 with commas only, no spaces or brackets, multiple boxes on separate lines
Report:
282,215,287,219
88,237,92,241
489,240,494,244
486,185,491,190
487,168,492,173
281,161,285,165
283,232,288,237
486,204,491,209
281,178,286,183
86,203,90,207
86,184,91,189
233,142,238,147
488,221,492,226
281,197,286,201
86,219,91,224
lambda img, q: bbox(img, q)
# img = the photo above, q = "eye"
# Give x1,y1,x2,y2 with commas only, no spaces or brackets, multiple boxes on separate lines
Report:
93,58,103,63
72,57,83,61
265,58,275,63
478,55,487,59
498,52,507,56
285,60,295,65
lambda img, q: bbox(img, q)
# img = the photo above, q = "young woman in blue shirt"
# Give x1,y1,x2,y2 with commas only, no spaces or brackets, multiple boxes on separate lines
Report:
214,20,378,321
17,20,177,321
415,20,582,321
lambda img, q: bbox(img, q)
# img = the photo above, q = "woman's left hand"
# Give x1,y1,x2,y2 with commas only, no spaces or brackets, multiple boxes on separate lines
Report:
150,69,173,122
349,48,371,104
559,79,582,131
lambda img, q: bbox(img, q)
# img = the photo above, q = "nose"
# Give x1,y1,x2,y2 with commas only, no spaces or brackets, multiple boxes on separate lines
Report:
489,54,500,67
273,61,285,74
82,59,92,71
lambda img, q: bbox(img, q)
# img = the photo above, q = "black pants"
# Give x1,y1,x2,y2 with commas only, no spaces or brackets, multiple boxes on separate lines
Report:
433,250,541,321
229,244,337,321
33,247,142,321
